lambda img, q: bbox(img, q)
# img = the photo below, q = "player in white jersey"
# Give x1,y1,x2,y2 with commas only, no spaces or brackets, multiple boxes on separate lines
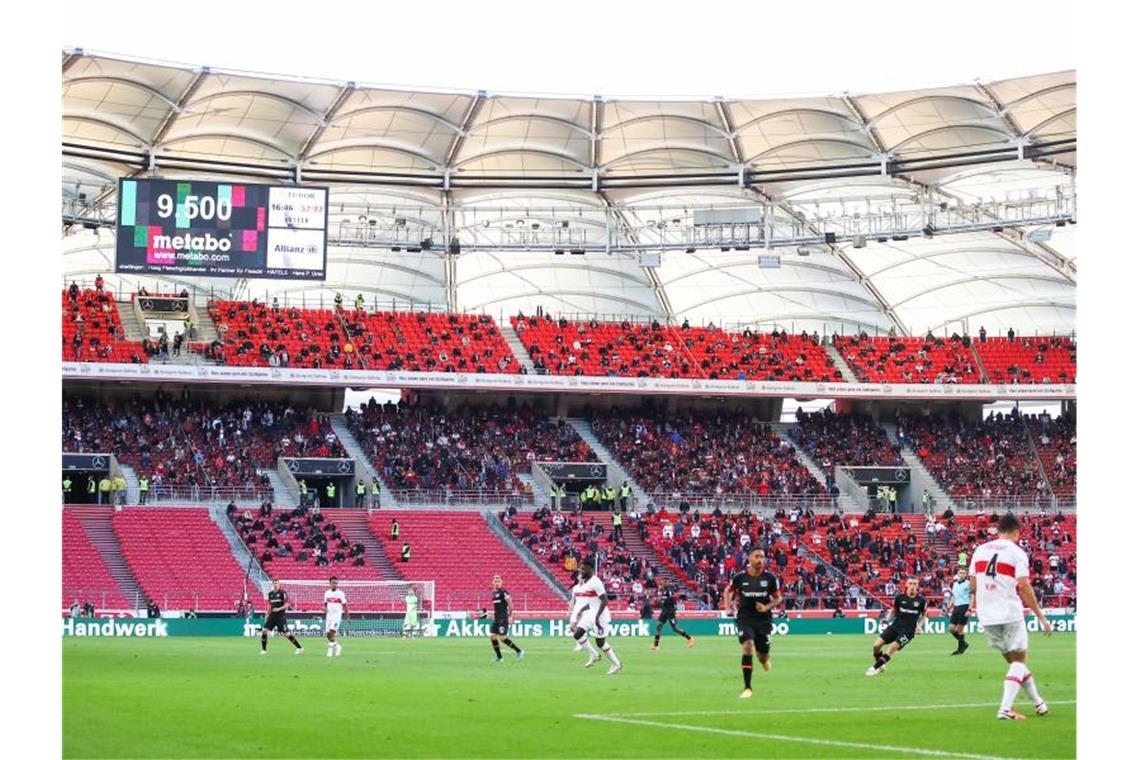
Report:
969,514,1052,720
568,562,622,675
323,576,349,657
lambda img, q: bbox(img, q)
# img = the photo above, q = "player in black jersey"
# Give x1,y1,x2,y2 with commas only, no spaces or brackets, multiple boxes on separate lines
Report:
259,579,304,655
722,546,782,698
489,575,524,662
650,586,695,650
866,577,926,676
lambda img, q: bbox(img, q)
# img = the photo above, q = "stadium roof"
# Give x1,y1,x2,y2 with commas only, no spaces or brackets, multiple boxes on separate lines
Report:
62,50,1076,336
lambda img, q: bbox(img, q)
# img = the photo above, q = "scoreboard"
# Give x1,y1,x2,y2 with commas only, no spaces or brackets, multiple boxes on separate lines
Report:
115,178,329,280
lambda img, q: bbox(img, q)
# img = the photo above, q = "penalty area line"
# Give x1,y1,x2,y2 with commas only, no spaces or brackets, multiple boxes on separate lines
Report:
578,698,1077,718
572,714,1019,760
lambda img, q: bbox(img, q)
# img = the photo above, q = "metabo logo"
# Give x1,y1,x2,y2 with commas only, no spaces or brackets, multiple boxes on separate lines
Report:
151,233,232,251
62,618,168,637
717,621,790,637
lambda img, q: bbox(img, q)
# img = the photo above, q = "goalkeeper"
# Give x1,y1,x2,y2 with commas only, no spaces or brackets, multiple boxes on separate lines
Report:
402,586,420,636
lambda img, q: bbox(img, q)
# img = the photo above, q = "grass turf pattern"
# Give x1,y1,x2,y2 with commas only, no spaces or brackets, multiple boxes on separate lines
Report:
63,633,1075,758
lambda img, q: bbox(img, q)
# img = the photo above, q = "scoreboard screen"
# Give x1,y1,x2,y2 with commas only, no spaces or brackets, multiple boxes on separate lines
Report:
115,178,328,281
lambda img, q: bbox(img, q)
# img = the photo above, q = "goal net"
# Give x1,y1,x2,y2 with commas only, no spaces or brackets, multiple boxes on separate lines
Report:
277,580,435,637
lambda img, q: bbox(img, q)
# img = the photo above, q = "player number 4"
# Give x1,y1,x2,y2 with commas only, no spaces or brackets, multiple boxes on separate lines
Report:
984,554,999,579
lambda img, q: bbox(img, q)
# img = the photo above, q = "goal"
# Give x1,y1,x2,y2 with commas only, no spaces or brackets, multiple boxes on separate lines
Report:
276,580,435,637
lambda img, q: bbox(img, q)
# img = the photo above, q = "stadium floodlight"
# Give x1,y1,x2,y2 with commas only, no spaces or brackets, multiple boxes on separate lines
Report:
276,580,435,637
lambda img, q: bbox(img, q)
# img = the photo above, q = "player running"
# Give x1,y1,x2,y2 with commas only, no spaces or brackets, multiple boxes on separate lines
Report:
402,586,419,636
259,579,304,655
650,585,695,650
489,575,524,662
568,562,622,675
722,546,782,698
324,576,348,657
948,567,972,655
970,513,1052,720
866,577,926,676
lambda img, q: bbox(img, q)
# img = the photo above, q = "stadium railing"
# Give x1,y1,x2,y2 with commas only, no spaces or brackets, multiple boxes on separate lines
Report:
62,589,143,614
388,489,533,507
147,485,276,506
949,495,1076,513
644,493,839,513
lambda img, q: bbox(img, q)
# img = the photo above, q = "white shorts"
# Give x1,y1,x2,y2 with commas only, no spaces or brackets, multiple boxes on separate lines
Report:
576,609,612,639
325,612,343,633
982,619,1028,653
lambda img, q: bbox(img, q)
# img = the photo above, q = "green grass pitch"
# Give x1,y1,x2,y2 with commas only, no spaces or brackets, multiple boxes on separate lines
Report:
63,632,1075,758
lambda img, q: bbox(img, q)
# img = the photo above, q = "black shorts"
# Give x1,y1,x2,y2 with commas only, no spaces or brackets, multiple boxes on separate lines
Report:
736,619,774,654
950,605,970,626
491,619,510,636
263,613,289,633
879,624,915,649
657,610,676,625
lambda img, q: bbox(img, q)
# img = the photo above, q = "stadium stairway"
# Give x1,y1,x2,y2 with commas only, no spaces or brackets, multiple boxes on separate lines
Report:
564,418,651,507
69,506,149,610
260,468,294,508
969,342,993,383
502,323,538,373
515,472,545,509
792,536,887,609
823,342,860,383
614,516,692,593
879,422,959,513
328,414,397,505
209,507,271,592
369,511,567,612
118,464,140,505
483,511,570,596
772,425,859,512
115,299,148,342
188,302,218,344
331,509,403,581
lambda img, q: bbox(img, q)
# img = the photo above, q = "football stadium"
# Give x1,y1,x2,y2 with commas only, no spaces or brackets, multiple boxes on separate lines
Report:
55,10,1085,759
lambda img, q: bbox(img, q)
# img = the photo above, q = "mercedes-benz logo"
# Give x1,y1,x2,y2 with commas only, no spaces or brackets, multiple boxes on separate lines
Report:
287,459,300,473
589,465,603,477
141,299,154,311
894,469,906,481
336,460,352,474
91,456,107,469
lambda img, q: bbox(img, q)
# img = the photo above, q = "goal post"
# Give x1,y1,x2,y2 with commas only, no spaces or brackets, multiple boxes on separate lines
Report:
276,580,435,637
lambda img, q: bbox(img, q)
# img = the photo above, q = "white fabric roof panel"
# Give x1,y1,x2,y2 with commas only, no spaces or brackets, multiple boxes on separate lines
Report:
61,51,1076,336
455,251,660,318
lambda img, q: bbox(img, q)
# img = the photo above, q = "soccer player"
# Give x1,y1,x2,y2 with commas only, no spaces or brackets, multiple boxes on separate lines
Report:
650,586,695,650
970,513,1052,720
323,576,348,657
722,546,782,698
259,579,303,655
948,567,972,655
569,563,622,675
402,586,419,636
866,577,926,676
489,574,524,662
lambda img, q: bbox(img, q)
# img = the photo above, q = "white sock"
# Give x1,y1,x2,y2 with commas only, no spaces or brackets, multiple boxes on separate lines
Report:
1001,663,1025,712
1021,670,1044,705
602,644,620,666
577,636,599,657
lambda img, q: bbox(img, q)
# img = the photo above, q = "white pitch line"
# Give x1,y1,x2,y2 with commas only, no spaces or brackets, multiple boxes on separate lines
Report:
577,699,1076,719
574,714,1017,760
